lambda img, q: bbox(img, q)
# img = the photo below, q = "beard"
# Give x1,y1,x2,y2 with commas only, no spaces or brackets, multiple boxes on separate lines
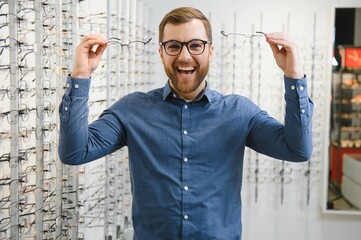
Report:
164,60,209,96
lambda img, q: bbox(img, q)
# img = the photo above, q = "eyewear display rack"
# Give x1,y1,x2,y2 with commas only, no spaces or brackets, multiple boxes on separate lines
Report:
0,0,155,239
213,12,326,207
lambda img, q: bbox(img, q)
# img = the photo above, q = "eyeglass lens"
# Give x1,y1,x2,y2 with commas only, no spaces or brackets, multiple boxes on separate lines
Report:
128,41,145,56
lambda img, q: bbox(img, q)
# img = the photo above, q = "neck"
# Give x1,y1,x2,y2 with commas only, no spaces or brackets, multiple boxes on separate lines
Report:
170,80,206,101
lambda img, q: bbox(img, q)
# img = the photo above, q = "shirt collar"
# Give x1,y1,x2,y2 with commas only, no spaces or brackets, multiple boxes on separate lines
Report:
162,80,214,104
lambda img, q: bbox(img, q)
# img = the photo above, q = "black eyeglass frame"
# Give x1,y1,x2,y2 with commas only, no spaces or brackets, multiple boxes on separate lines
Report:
159,39,212,56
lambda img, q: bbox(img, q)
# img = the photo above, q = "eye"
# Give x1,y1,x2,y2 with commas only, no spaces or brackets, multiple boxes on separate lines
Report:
167,42,181,50
165,41,180,47
188,41,203,50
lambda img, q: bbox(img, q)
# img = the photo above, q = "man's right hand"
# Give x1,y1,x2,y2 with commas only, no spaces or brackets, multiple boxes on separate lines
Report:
70,34,108,79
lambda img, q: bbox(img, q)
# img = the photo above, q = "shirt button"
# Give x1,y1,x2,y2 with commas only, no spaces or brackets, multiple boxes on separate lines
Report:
64,107,68,111
184,105,188,109
183,130,188,135
301,109,306,113
184,157,188,162
291,85,296,90
299,86,304,91
74,84,79,89
184,215,189,220
66,83,70,88
184,186,189,191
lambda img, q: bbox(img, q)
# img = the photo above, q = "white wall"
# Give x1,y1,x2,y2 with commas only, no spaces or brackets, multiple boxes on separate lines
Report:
140,0,361,240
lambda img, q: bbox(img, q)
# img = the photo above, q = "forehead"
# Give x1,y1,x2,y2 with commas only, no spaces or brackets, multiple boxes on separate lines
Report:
163,19,207,41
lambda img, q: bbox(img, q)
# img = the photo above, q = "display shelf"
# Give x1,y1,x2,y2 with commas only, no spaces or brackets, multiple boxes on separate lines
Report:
330,68,361,186
0,1,155,239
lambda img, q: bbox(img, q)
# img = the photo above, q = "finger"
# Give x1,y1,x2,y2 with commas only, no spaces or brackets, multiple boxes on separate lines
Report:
82,34,107,42
266,32,296,50
82,40,108,50
268,39,293,51
265,32,287,41
80,35,108,49
267,41,281,57
94,43,108,60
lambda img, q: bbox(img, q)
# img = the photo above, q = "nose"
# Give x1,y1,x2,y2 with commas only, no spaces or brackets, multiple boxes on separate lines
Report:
178,44,192,60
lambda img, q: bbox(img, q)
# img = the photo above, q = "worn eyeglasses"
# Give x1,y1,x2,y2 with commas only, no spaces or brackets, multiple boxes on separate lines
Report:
159,39,211,56
220,31,265,48
108,37,152,56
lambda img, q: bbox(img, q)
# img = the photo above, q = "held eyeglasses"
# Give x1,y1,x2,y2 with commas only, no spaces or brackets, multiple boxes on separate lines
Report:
159,39,212,56
220,31,265,48
108,37,152,56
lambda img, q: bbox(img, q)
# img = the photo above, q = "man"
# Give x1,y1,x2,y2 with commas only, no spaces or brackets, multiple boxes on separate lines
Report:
59,7,313,240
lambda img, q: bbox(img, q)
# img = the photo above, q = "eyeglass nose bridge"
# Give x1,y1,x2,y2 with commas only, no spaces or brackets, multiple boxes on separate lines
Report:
178,41,193,56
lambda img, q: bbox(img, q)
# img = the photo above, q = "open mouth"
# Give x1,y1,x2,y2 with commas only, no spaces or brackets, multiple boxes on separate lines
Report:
177,66,195,75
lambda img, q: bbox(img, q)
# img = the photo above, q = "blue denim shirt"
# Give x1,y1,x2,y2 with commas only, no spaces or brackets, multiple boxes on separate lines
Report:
58,76,313,240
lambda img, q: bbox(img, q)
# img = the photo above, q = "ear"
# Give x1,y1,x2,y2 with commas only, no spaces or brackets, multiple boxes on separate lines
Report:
208,44,214,63
159,47,165,64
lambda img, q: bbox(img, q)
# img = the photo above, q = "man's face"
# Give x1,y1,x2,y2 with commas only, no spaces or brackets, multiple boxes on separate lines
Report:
159,19,214,100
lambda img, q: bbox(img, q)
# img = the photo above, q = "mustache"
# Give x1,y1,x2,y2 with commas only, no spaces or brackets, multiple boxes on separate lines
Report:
173,60,196,67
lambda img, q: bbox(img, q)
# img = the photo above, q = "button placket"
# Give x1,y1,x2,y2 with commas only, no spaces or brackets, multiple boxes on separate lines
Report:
183,104,189,135
181,102,191,226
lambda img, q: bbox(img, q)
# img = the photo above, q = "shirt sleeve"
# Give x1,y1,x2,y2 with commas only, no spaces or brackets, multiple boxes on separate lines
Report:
58,76,126,165
246,75,314,161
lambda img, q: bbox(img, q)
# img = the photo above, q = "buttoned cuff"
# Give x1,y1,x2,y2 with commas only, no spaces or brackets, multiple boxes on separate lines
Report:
65,76,91,97
284,74,308,98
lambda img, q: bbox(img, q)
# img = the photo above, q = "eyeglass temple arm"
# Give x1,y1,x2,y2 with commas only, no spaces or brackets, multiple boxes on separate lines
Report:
108,37,122,43
144,38,152,44
109,37,152,45
255,31,266,36
221,30,265,36
220,31,227,37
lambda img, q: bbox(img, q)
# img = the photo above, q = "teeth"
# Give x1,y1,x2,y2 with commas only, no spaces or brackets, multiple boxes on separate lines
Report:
178,66,195,71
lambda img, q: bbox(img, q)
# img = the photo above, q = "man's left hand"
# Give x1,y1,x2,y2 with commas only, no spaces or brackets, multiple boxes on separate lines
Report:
265,32,304,79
